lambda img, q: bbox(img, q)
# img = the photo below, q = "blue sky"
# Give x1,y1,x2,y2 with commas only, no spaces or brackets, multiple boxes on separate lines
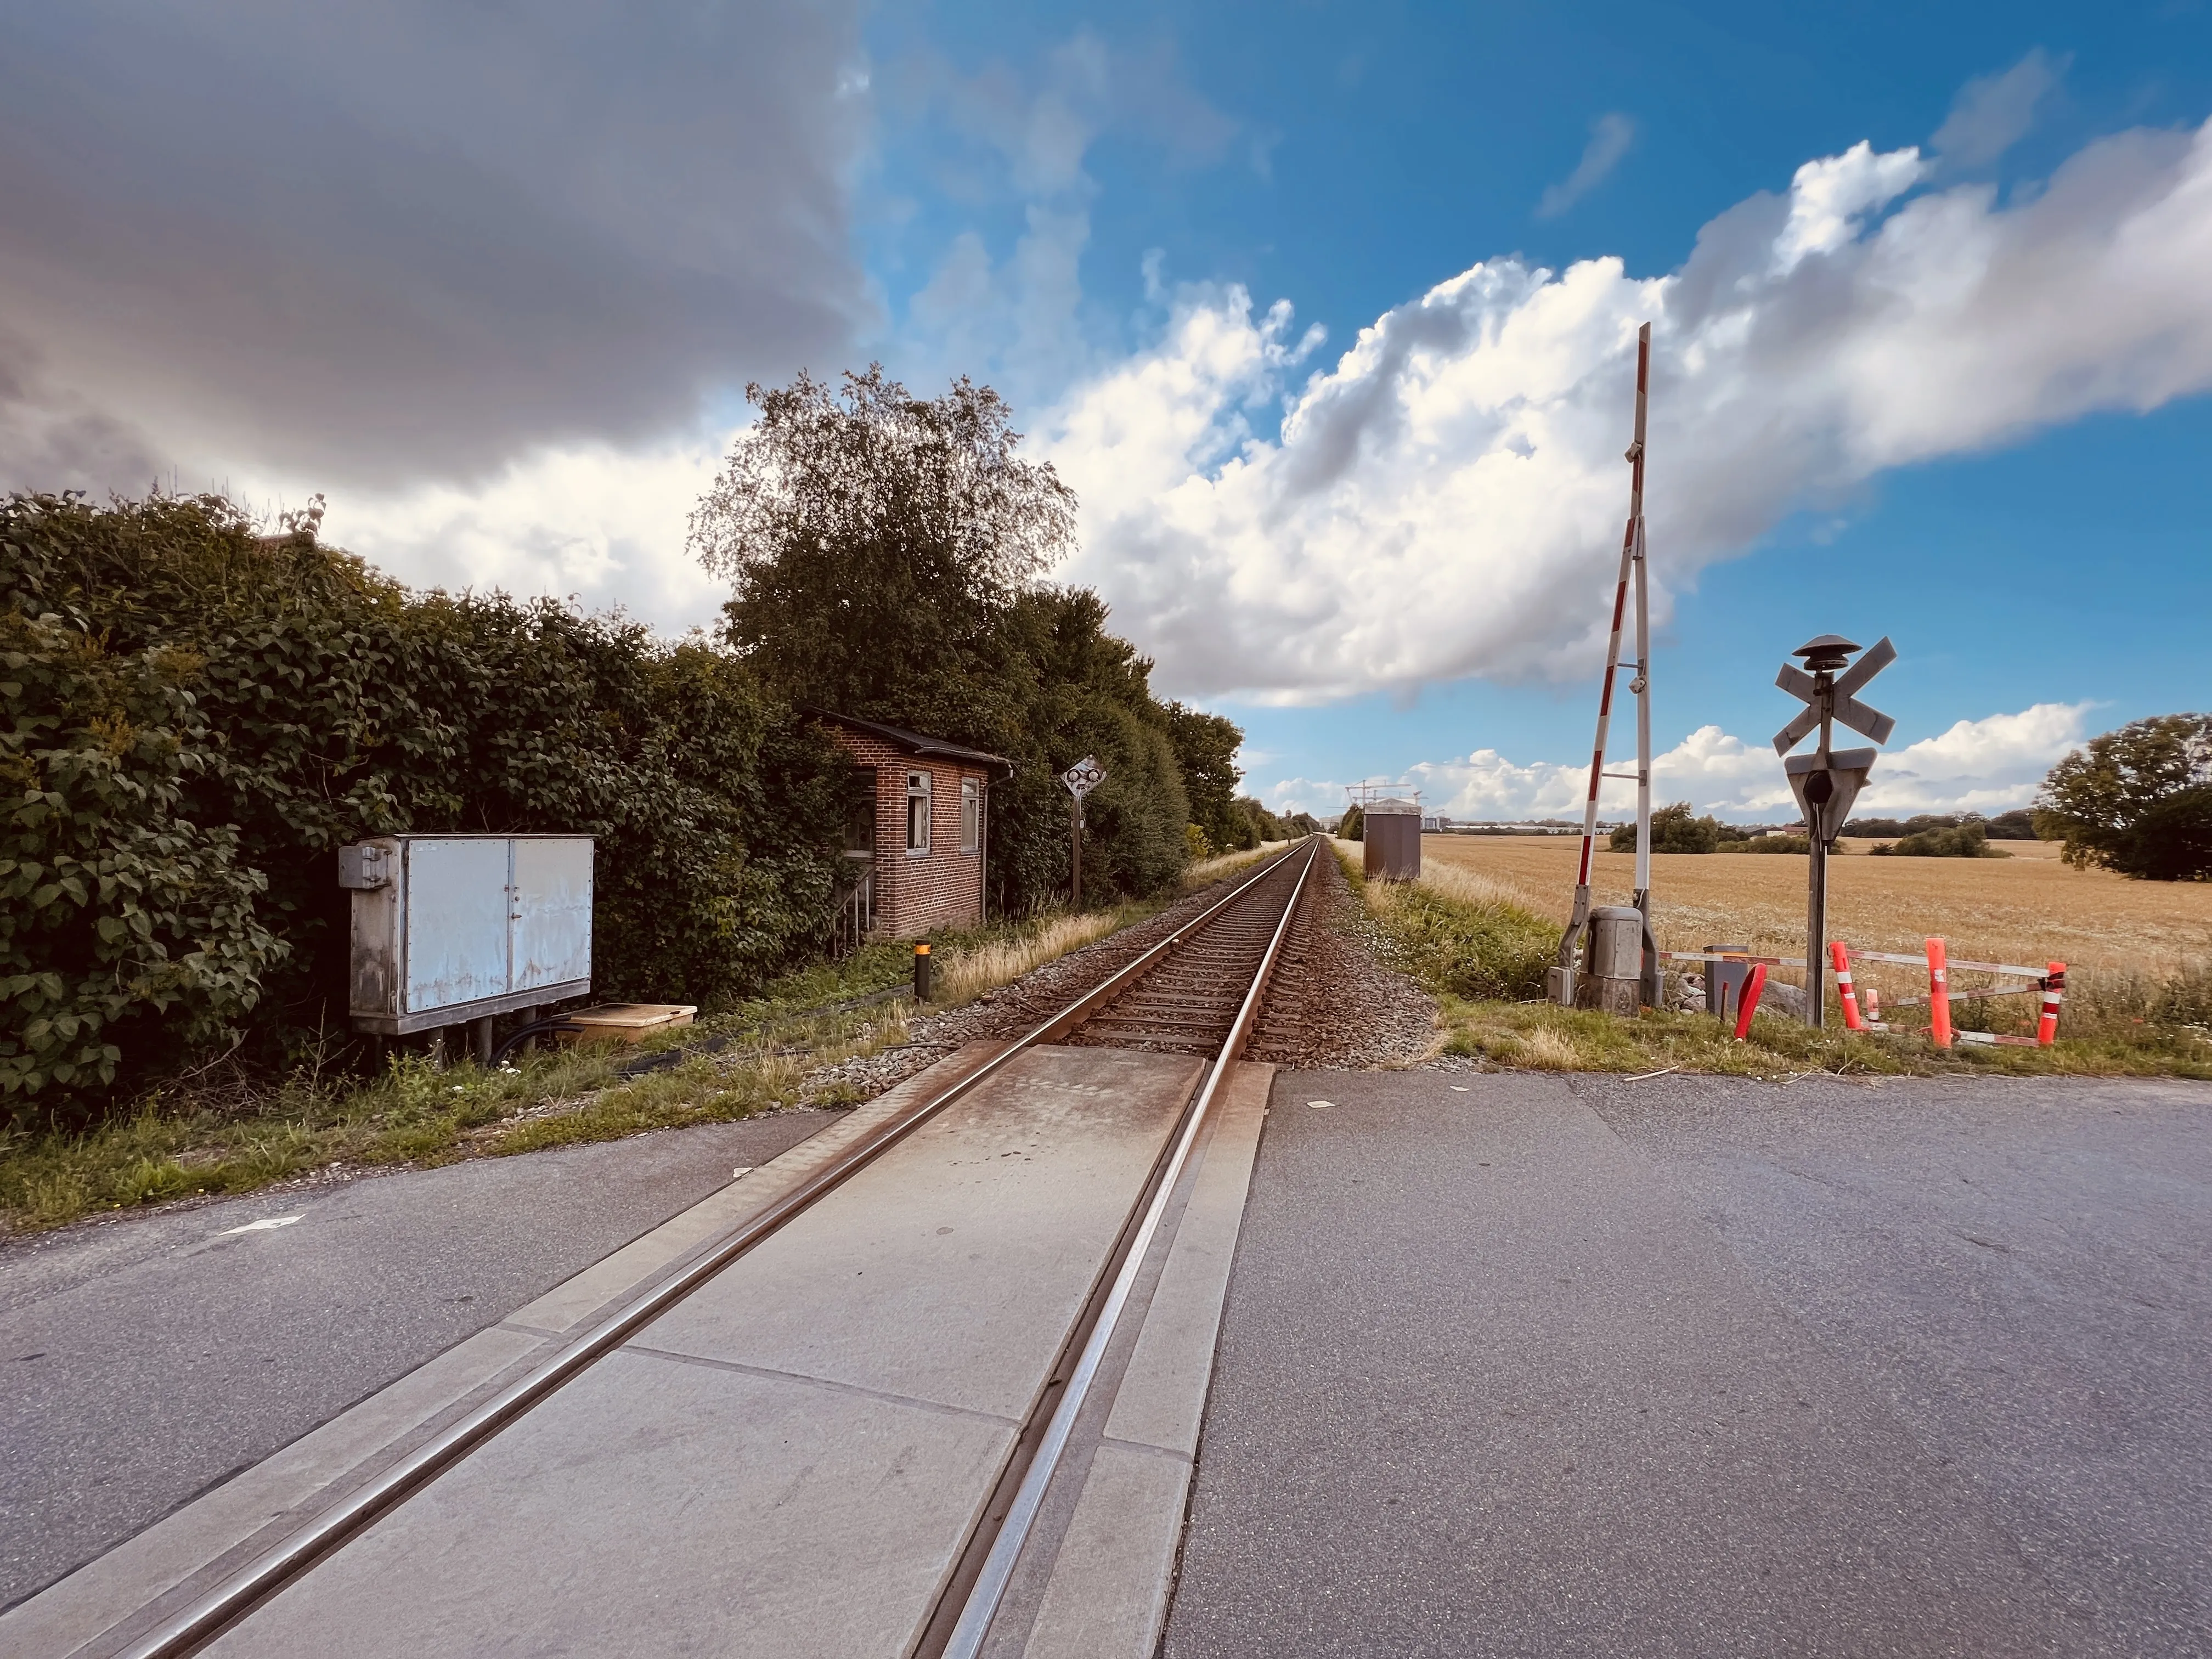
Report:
5,2,2209,821
853,2,2212,819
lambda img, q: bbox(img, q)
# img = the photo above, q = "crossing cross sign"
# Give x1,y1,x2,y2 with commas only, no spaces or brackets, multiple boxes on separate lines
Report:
1061,755,1105,798
1771,634,1897,843
1773,634,1896,754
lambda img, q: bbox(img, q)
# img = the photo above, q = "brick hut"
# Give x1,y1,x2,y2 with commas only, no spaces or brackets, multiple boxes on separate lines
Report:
810,711,1013,941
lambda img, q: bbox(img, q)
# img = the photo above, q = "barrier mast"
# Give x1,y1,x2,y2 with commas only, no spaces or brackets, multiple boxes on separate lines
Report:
1553,322,1657,1006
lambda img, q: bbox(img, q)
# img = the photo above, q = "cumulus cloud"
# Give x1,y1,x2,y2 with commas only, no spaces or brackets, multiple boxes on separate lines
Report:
0,1,870,496
1537,113,1637,218
1046,120,2212,703
1933,49,2069,168
289,437,733,635
1261,703,2093,823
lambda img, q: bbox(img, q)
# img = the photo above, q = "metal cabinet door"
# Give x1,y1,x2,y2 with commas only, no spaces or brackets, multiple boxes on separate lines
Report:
512,838,593,991
404,839,513,1015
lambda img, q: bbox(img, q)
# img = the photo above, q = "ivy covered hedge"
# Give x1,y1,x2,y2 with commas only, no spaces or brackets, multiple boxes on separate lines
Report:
2,493,849,1123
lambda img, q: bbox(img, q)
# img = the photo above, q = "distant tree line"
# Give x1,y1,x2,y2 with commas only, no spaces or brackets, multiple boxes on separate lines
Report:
1842,809,2038,840
1608,805,1806,854
1587,716,2212,879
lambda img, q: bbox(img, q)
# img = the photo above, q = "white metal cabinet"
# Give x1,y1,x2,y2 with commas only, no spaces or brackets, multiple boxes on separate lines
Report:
341,834,594,1034
513,837,594,991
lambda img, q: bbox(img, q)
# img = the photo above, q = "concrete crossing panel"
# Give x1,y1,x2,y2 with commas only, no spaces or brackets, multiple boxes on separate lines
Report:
196,1045,1203,1659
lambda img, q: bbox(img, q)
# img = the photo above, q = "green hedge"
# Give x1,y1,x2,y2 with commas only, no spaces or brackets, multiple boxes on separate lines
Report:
3,493,848,1123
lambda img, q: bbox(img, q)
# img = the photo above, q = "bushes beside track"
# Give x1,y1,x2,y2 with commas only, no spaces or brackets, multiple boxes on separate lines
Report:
2,493,855,1122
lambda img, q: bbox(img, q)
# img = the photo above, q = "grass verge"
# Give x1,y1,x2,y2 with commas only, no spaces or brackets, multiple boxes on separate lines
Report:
0,898,1172,1238
1335,842,2212,1080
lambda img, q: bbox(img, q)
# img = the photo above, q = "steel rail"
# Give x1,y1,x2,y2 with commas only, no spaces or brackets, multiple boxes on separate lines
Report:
936,836,1321,1659
111,843,1314,1659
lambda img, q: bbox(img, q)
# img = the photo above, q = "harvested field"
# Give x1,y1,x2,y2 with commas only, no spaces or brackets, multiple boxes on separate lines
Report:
1420,834,2212,1006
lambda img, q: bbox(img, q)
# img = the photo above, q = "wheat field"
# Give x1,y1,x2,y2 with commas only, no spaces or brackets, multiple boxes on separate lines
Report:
1420,834,2212,998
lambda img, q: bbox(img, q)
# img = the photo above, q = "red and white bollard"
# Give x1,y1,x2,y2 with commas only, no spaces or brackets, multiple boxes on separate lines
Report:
1926,938,1954,1049
1830,940,1865,1031
1733,963,1768,1041
2038,962,2066,1046
1864,984,1882,1026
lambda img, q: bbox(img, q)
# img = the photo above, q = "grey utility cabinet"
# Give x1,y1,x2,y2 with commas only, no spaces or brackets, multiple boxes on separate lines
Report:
339,834,594,1034
1362,798,1423,882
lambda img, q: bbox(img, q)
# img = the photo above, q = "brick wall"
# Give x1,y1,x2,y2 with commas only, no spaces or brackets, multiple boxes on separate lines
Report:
824,729,989,937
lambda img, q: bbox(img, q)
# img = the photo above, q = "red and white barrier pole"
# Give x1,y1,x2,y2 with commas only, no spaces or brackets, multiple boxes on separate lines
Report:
1926,938,1953,1049
1734,963,1768,1041
1831,941,1865,1031
2038,962,2066,1046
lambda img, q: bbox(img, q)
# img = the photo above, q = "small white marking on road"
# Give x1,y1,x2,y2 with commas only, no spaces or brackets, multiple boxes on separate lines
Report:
221,1215,302,1235
1306,1099,1333,1109
731,1166,752,1180
1450,1086,1470,1092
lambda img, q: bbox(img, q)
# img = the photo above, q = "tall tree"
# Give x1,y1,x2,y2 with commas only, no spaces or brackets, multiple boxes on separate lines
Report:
690,367,1075,732
690,369,1207,912
2036,714,2212,881
1164,702,1245,849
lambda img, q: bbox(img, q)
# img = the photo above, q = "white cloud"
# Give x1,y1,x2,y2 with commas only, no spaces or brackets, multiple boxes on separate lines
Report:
1260,703,2092,823
1933,49,2069,169
279,436,732,634
1537,112,1637,218
1046,117,2212,703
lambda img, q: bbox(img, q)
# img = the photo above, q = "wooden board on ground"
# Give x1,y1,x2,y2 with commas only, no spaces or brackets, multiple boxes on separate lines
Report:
557,1004,699,1045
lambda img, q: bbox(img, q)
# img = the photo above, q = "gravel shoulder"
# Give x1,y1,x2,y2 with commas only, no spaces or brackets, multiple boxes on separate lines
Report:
803,842,1436,1101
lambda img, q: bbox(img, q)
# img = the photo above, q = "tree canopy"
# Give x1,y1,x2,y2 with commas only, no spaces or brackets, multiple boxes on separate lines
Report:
692,368,1075,731
2036,714,2212,881
691,368,1249,912
1611,802,1722,854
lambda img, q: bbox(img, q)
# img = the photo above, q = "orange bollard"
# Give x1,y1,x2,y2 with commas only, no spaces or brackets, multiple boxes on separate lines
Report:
1733,963,1768,1041
1926,938,1953,1049
2038,962,2066,1045
1831,940,1865,1031
1864,984,1882,1025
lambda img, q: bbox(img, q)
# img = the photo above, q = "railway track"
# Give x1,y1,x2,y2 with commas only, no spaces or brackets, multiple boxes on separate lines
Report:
115,836,1325,1659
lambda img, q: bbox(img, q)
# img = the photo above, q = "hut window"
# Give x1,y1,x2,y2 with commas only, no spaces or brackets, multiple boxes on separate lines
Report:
842,768,877,854
961,778,981,854
905,770,932,853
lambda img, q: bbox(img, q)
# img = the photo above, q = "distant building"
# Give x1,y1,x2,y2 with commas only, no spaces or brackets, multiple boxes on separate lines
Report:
809,712,1013,942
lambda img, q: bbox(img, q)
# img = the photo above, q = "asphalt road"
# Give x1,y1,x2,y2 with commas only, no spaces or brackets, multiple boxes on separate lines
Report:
1164,1071,2212,1658
0,1109,840,1612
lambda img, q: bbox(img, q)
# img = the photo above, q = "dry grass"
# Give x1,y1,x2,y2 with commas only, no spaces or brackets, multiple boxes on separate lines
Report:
935,910,1125,1004
1338,839,2211,1076
2,899,1177,1238
1421,834,2212,1007
1182,841,1290,891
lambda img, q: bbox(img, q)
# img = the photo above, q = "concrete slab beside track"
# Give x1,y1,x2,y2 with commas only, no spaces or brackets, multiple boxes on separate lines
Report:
1164,1069,2212,1659
9,1040,1284,1659
0,1109,843,1614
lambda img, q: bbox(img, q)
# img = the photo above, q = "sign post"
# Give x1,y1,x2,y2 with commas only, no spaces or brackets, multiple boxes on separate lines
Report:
1061,755,1105,911
1771,635,1895,1028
